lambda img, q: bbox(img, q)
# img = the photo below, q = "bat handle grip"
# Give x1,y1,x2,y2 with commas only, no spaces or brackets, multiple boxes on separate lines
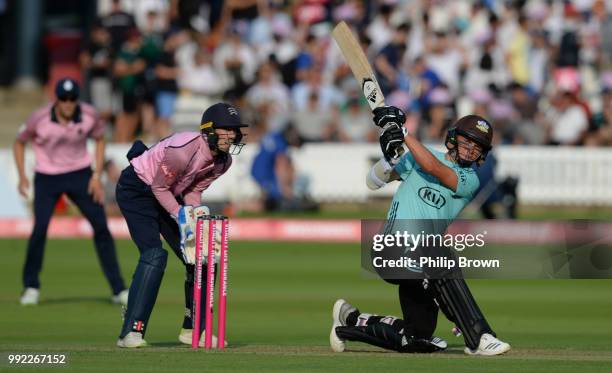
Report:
393,146,406,159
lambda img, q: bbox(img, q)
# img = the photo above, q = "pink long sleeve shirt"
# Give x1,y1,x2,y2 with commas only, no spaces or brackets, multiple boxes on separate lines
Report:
17,103,104,174
130,132,232,217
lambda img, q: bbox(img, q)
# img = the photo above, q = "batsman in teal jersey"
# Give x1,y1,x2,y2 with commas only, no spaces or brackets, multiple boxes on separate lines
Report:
388,141,479,221
330,106,511,356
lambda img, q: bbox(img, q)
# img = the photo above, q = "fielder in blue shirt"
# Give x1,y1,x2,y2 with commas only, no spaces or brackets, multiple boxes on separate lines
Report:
251,130,289,208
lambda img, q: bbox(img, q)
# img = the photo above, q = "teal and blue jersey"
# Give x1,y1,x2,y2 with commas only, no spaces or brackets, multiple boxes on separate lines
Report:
385,147,480,233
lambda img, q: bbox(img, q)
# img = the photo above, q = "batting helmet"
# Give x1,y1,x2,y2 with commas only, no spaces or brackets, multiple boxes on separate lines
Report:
199,103,248,154
445,115,493,167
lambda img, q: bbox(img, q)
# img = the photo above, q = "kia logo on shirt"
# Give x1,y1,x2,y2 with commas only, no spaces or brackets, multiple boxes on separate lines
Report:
418,187,446,209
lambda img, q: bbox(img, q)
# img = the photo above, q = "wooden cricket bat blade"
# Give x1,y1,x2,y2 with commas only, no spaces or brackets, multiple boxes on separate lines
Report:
332,21,385,110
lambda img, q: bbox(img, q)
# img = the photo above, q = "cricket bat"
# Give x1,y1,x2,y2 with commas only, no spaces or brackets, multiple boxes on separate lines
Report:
332,21,405,156
332,21,385,110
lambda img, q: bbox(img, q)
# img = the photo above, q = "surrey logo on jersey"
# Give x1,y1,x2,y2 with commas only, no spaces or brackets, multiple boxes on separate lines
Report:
476,120,490,133
418,187,446,209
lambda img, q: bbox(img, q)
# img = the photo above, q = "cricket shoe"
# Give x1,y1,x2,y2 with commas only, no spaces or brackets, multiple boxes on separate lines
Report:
401,335,447,353
20,288,39,306
117,332,147,348
464,333,511,356
111,290,129,306
429,336,448,350
178,328,228,348
330,299,358,352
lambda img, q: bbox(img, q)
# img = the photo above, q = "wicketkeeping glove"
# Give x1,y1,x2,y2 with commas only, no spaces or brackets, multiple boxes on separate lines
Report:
379,123,406,162
373,106,406,129
193,205,210,220
178,205,196,264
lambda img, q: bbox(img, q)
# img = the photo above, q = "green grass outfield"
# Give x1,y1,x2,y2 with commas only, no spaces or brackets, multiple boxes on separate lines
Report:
1,239,611,372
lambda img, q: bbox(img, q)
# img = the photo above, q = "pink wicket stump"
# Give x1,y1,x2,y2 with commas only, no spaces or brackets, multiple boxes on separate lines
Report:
191,218,205,348
217,218,229,349
204,219,216,348
192,215,229,350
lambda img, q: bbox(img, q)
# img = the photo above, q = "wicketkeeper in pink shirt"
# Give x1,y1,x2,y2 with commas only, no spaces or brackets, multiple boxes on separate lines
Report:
116,102,248,348
14,78,127,307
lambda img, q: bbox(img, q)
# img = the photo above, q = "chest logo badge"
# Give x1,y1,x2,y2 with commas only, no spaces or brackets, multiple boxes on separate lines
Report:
418,187,446,209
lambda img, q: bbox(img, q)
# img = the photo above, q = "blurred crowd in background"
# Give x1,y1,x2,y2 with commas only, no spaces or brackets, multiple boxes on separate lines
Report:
79,0,612,148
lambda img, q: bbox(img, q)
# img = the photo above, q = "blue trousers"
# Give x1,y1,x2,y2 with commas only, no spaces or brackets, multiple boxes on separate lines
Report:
115,165,182,258
116,165,187,337
23,167,126,294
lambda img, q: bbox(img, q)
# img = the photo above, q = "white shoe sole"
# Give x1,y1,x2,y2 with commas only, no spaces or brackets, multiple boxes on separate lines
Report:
117,338,147,348
329,320,345,352
464,344,511,356
20,288,40,306
330,299,347,352
178,329,192,345
332,299,347,325
178,329,227,348
430,336,448,350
